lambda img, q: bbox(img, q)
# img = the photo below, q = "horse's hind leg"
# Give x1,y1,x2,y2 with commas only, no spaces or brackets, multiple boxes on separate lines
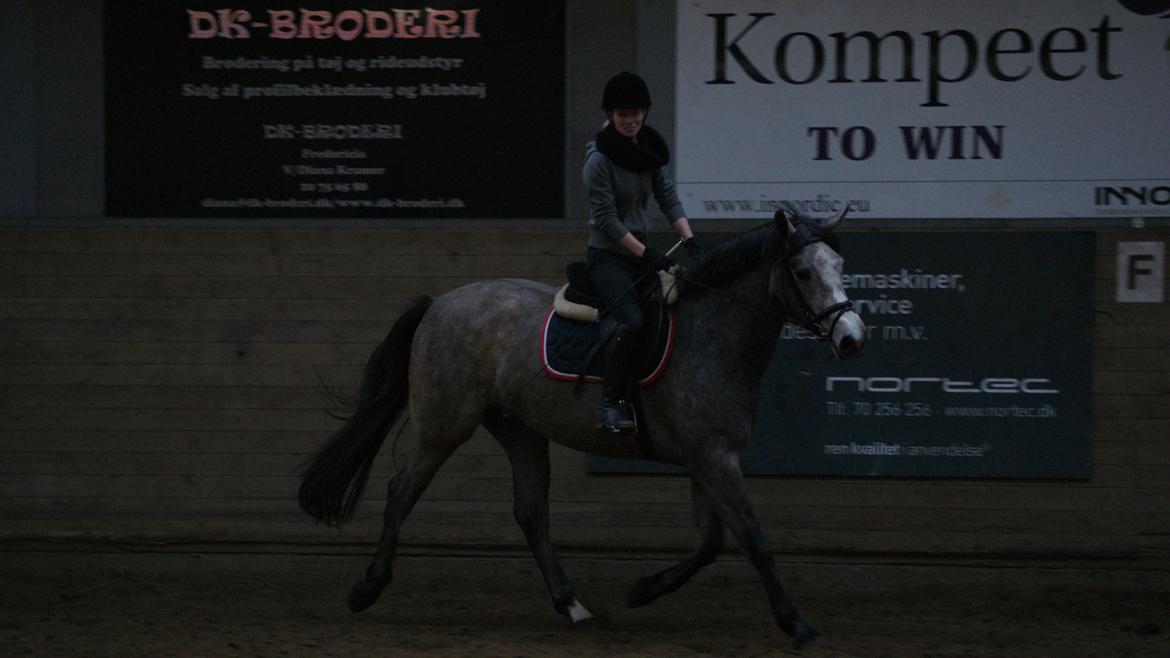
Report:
627,476,724,608
348,414,476,613
693,450,818,649
484,415,594,627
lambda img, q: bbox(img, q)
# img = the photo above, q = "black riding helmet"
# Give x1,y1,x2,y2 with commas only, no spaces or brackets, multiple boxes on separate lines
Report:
601,71,651,110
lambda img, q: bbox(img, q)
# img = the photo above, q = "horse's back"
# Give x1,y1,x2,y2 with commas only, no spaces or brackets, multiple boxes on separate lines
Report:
408,277,554,401
426,278,554,328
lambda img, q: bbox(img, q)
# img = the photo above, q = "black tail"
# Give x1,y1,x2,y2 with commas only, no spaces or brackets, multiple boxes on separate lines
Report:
298,296,433,526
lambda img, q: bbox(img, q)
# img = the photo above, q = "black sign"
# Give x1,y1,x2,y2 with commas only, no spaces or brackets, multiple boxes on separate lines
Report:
105,1,564,218
590,232,1094,479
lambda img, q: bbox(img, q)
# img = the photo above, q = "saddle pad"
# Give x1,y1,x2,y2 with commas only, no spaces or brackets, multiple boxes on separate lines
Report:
541,309,675,385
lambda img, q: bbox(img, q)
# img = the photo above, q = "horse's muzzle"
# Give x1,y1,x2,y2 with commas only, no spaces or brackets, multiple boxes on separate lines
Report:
832,312,866,360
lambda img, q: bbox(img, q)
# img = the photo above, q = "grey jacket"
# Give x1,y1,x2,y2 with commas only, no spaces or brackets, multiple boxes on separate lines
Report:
582,139,686,254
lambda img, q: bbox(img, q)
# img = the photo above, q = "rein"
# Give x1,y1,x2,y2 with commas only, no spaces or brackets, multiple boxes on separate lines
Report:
589,239,687,322
674,234,855,343
669,271,786,322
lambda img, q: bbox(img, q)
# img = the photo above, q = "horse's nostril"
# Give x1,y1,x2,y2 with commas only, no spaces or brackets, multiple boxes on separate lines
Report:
836,334,863,359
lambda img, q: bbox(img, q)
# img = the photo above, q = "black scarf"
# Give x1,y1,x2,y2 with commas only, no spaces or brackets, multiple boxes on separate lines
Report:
595,122,670,172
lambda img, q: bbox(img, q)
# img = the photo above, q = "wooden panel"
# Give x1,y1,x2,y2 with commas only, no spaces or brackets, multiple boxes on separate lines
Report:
1,252,572,277
1093,371,1170,395
1,226,1168,559
0,274,496,300
0,318,406,342
2,363,363,388
0,341,375,365
1096,395,1170,418
3,385,339,409
0,228,587,255
1092,418,1170,443
0,429,324,453
1095,303,1170,326
1095,324,1170,348
1096,348,1170,372
0,298,435,321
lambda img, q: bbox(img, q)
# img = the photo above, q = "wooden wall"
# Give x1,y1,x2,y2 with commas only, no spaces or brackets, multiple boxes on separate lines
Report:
1,226,1167,559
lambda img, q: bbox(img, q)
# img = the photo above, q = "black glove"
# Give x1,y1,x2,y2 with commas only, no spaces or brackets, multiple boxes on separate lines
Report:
683,237,703,261
642,247,676,272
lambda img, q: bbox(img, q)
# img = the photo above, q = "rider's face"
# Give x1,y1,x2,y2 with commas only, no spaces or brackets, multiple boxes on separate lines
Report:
608,107,646,138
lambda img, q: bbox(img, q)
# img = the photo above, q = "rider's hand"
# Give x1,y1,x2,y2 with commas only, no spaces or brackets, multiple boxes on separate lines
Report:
642,247,676,272
683,237,703,261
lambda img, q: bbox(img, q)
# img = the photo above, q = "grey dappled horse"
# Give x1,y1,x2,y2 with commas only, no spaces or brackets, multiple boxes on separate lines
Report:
298,209,865,648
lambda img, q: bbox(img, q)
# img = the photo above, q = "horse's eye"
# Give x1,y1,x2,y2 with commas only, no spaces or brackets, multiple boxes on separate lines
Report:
795,268,812,281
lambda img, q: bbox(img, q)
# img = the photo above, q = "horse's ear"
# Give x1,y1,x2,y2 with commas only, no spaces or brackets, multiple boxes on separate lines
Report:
774,208,797,239
819,206,849,231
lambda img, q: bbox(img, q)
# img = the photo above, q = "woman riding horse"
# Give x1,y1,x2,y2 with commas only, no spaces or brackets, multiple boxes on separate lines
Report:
299,180,867,649
583,71,702,432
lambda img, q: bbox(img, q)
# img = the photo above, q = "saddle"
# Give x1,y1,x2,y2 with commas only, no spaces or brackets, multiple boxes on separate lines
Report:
542,262,678,386
553,262,680,323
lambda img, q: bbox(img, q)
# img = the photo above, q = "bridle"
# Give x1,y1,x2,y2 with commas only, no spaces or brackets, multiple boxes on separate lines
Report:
667,222,855,345
777,229,855,343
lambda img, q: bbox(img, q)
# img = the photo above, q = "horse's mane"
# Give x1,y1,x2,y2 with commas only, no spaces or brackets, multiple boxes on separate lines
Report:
679,223,782,297
679,216,841,298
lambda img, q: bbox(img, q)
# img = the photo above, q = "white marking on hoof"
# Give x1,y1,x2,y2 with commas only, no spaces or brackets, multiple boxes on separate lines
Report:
567,599,594,625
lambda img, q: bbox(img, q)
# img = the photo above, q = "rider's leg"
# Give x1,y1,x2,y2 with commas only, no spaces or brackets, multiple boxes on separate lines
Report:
586,248,644,432
598,322,638,430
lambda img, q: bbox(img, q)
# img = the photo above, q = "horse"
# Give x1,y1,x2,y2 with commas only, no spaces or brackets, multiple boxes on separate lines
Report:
298,208,866,648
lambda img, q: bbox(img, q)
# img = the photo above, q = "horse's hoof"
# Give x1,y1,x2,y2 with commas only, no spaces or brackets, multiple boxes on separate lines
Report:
562,598,595,628
569,615,596,630
792,620,819,650
626,576,658,608
348,580,384,613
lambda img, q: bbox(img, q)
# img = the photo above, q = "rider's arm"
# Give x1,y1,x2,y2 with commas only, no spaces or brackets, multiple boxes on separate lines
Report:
651,165,693,244
618,232,646,257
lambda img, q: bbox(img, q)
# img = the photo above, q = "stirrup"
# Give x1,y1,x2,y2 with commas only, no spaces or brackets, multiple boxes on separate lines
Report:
596,400,637,434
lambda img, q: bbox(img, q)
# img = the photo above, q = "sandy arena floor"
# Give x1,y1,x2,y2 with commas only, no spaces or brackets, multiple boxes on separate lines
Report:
2,544,1167,656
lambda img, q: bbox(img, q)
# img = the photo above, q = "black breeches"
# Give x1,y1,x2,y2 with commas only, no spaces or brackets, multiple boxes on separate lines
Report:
586,247,646,336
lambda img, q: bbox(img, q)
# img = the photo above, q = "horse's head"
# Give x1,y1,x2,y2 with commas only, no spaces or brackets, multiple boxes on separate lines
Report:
769,208,866,359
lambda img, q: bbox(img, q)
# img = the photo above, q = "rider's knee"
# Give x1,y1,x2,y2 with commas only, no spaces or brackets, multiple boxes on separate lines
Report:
615,320,642,340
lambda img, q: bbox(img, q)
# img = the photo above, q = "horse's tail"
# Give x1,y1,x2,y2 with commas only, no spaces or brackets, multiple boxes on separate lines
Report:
298,296,433,526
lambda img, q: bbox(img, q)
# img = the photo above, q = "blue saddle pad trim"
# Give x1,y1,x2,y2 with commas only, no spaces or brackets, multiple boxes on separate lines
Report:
541,309,675,385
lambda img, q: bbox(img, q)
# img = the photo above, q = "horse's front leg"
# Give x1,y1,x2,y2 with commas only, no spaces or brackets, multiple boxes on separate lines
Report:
487,417,594,627
628,476,724,607
693,450,818,649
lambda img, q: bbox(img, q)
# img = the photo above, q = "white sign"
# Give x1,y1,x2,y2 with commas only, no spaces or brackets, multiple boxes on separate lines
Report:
675,1,1170,219
1116,241,1165,302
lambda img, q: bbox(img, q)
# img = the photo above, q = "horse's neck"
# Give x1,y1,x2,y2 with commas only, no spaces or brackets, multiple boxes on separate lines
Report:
679,267,783,382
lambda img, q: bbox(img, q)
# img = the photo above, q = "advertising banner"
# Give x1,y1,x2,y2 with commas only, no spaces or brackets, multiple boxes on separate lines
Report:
675,1,1170,219
750,232,1093,478
589,232,1094,478
105,2,564,218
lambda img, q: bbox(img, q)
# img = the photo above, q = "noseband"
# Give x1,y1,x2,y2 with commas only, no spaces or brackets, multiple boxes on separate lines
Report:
779,226,855,341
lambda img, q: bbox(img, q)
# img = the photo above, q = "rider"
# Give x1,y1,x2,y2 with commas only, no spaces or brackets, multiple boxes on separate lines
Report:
583,71,701,433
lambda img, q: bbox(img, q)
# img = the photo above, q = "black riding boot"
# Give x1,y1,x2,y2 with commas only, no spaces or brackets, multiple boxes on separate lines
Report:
597,324,637,433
